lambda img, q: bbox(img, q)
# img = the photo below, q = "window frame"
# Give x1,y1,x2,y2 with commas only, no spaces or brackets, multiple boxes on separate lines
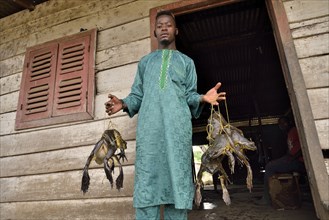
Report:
15,28,97,130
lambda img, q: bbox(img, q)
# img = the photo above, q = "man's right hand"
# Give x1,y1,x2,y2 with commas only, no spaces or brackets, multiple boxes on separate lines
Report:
105,94,123,116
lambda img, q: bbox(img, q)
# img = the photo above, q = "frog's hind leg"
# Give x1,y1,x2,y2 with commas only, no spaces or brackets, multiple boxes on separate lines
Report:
194,164,206,207
112,155,124,190
104,146,115,188
234,150,253,191
81,152,93,193
81,139,104,193
219,175,231,205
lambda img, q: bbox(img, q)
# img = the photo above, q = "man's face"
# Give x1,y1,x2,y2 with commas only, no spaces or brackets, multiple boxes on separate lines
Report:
155,15,177,46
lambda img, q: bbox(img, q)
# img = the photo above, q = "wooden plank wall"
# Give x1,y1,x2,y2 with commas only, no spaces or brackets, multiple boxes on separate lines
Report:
283,0,329,151
281,1,329,218
0,0,177,219
0,0,327,219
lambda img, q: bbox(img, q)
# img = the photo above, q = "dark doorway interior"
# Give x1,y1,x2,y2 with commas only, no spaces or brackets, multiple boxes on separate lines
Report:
175,0,293,183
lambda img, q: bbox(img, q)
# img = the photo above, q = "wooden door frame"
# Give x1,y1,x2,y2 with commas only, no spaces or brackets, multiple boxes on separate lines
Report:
266,1,328,218
150,0,328,218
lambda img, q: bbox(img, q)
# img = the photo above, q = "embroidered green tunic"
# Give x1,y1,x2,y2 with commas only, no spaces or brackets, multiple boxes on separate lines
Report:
123,49,203,210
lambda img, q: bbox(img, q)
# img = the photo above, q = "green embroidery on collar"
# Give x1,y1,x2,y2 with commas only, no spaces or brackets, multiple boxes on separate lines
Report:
159,50,172,89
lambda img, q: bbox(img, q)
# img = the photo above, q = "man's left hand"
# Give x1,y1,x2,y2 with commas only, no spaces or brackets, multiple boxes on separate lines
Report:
202,82,226,105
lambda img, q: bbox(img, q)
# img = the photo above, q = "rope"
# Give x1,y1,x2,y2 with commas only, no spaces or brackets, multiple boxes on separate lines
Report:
206,100,231,148
107,118,114,130
217,105,225,134
224,99,230,125
206,105,215,144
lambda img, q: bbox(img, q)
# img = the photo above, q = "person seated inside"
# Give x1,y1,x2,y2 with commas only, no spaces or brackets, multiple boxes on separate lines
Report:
256,116,305,205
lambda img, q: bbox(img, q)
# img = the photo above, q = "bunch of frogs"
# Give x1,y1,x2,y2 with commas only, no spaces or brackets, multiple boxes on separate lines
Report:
195,106,257,207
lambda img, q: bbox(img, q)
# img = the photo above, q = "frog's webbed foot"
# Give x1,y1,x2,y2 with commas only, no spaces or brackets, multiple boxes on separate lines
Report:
116,175,124,190
81,148,96,194
194,165,206,207
81,168,90,193
220,175,231,205
194,182,203,207
104,162,114,188
104,149,115,188
116,151,127,162
112,155,124,190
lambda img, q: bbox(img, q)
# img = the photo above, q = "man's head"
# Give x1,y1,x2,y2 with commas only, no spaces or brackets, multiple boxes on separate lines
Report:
154,10,178,47
278,116,292,132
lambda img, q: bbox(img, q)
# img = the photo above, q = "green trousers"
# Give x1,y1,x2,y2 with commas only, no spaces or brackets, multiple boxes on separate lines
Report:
135,204,188,220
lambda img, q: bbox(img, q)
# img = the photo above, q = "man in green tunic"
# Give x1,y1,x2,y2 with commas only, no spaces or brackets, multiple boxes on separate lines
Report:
105,10,226,220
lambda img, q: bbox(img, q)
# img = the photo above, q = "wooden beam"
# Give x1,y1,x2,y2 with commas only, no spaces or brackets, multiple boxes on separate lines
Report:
11,0,35,11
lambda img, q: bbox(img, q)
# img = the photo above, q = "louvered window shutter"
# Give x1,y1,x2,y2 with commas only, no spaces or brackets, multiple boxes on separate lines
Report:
53,35,91,116
16,29,96,130
16,43,58,128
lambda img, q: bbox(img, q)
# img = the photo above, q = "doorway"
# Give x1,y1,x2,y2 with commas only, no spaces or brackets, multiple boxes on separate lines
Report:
176,0,293,182
172,1,314,217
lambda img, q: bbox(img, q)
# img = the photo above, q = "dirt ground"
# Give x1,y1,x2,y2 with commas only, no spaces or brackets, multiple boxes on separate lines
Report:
188,184,318,220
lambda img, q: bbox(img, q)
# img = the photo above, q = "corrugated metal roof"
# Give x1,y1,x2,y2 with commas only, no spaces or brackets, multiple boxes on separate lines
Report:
0,0,49,19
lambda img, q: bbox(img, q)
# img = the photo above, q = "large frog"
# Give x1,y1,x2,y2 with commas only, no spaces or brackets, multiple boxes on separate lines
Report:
81,129,127,193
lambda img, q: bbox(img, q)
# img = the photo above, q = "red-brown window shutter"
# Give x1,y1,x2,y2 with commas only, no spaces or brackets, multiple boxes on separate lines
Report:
53,34,90,116
15,29,96,130
16,43,58,127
